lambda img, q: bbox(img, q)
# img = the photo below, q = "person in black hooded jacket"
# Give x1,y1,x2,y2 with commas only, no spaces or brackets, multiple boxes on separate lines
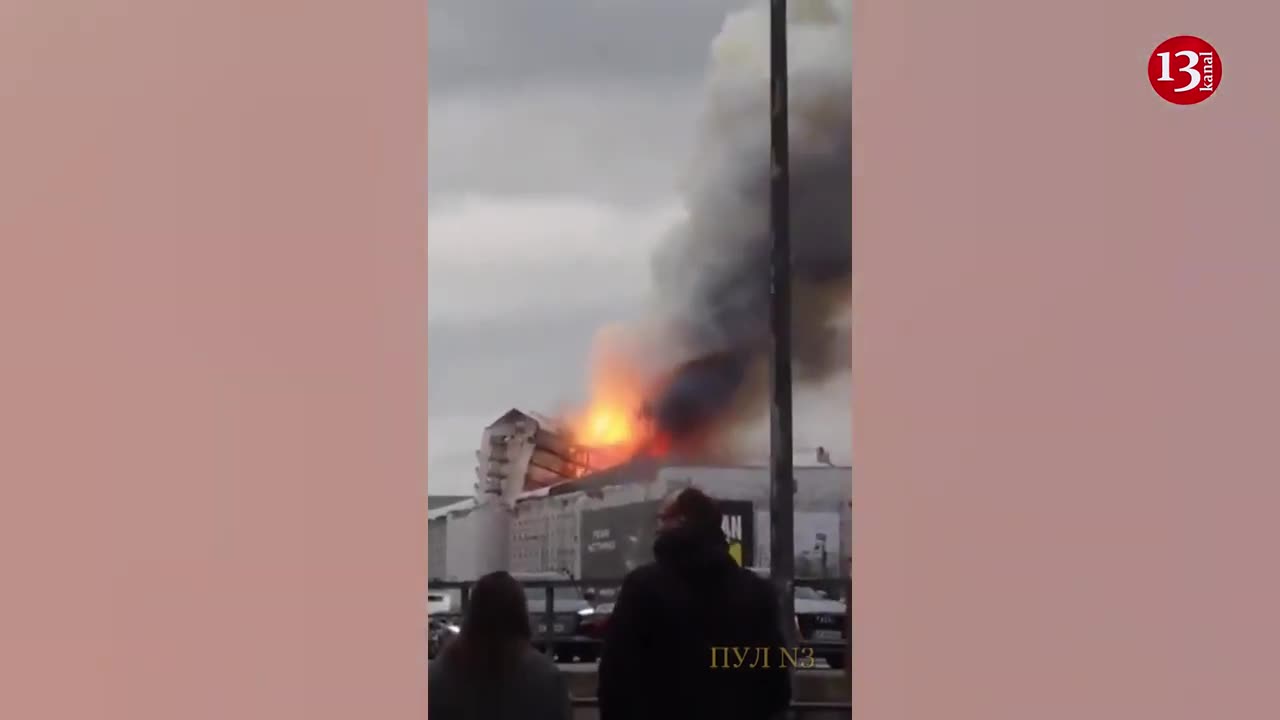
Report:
597,487,792,720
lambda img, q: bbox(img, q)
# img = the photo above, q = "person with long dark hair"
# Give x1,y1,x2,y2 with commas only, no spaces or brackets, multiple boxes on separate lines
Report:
429,571,572,720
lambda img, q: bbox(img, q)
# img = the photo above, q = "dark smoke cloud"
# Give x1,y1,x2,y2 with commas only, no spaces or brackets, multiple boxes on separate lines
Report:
643,0,853,445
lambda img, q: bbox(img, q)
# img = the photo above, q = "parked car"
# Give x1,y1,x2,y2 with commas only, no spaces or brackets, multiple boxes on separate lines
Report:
427,590,453,616
514,571,601,663
748,567,848,669
427,616,460,660
575,600,615,643
574,572,847,669
792,585,847,669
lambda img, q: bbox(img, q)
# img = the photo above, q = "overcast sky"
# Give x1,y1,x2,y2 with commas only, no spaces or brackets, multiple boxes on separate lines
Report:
428,0,851,496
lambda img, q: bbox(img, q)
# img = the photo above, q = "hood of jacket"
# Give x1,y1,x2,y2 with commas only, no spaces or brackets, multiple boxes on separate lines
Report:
652,524,736,582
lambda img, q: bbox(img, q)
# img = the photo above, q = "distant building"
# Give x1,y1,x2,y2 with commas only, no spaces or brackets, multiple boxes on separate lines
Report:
426,408,853,584
431,460,851,583
428,495,470,511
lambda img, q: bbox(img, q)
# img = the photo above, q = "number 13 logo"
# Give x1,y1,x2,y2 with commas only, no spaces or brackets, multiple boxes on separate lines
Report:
1149,35,1222,105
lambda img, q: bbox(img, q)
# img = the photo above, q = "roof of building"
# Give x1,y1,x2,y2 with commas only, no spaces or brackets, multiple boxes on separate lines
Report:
546,459,853,497
546,457,665,496
428,494,471,511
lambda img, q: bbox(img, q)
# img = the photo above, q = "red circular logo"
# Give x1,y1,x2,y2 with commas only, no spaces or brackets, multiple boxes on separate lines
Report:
1148,36,1221,105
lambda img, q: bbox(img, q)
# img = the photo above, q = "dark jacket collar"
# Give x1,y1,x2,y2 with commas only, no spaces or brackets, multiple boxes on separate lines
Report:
652,525,736,581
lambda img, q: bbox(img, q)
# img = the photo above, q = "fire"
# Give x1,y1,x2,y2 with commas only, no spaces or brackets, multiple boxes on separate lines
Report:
580,404,637,447
567,324,657,461
571,379,647,455
562,324,726,471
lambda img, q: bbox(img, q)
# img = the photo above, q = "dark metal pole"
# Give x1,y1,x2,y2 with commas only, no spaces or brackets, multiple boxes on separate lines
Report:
768,0,797,646
543,585,556,658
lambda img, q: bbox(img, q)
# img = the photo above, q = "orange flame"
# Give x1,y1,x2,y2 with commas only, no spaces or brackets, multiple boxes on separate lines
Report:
579,403,637,447
571,375,646,453
568,324,655,461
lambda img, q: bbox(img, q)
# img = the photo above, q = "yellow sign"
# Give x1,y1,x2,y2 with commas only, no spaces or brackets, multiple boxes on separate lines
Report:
728,540,743,566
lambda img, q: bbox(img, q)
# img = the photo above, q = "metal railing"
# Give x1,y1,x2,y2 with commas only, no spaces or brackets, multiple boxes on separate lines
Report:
569,697,850,717
430,576,852,671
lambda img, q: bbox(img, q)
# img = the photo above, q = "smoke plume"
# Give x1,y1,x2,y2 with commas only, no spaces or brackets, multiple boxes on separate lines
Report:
579,0,852,459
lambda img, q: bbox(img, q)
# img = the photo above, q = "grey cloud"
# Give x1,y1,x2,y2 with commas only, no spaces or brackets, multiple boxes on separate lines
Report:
428,83,702,205
428,302,638,418
426,195,678,322
729,377,853,461
429,0,745,93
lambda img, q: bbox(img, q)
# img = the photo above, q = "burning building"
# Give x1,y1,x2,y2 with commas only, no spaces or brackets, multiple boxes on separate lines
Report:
428,0,856,583
472,408,662,496
427,407,851,583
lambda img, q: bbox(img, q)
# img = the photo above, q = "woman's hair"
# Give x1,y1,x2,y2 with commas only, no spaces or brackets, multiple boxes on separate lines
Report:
442,571,532,676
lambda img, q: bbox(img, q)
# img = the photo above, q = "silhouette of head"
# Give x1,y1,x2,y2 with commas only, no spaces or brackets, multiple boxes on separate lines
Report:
657,486,722,537
446,570,530,673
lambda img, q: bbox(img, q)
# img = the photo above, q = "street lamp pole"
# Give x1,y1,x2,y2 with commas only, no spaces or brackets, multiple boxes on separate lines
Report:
767,0,796,645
